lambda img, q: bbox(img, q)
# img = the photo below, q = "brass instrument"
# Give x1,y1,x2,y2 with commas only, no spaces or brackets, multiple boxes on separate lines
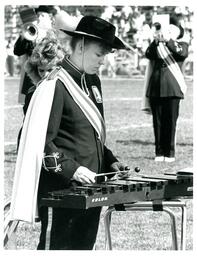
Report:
22,22,38,41
19,8,38,41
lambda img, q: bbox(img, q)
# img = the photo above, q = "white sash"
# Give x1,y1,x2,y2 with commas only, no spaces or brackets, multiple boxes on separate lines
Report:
55,67,106,144
10,79,56,223
141,60,154,114
10,67,106,223
157,42,187,94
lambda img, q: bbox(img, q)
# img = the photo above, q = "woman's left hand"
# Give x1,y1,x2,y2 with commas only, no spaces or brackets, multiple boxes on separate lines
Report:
110,162,130,179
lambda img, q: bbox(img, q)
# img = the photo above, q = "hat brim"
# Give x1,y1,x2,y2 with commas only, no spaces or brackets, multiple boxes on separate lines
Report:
177,25,184,39
60,29,126,49
35,7,57,15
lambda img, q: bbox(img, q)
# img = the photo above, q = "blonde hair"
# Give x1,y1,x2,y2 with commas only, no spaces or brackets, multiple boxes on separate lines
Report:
25,30,65,85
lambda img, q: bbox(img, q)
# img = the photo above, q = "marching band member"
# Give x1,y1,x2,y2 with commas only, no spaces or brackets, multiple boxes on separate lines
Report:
14,5,57,104
142,15,189,162
10,15,129,250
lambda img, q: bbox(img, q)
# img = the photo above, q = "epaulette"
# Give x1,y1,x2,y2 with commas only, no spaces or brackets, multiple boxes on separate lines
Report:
46,66,62,80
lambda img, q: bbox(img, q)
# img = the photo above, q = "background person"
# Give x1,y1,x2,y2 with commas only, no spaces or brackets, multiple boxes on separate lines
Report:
143,15,189,162
14,5,57,103
10,15,130,250
6,39,15,76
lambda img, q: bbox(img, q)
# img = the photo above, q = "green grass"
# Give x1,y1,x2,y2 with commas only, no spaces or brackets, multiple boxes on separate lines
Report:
4,76,193,250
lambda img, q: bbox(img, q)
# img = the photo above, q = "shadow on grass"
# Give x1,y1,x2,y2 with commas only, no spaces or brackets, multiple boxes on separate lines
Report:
4,150,17,155
115,154,154,161
116,139,193,147
4,149,17,163
116,139,154,146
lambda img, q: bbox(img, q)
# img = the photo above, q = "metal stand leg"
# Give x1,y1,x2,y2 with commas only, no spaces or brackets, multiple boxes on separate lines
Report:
103,200,187,250
163,207,178,250
104,207,113,250
180,204,187,250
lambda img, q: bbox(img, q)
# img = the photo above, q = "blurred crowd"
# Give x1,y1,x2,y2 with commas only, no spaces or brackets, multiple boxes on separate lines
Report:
100,6,193,77
4,5,194,78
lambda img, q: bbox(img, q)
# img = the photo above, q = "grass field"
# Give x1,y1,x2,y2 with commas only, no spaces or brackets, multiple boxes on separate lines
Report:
4,76,193,250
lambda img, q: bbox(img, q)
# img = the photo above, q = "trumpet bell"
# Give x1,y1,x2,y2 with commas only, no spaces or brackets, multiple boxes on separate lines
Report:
22,23,38,41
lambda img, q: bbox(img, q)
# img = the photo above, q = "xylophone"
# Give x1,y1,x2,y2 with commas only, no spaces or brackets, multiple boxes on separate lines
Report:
41,170,193,209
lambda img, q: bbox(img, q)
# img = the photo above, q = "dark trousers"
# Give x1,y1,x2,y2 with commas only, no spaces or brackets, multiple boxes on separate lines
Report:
149,97,180,157
37,206,101,250
6,55,14,76
21,73,34,95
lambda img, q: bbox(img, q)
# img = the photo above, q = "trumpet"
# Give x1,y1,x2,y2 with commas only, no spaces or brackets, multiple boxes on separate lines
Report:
152,22,165,42
22,22,38,41
153,22,161,31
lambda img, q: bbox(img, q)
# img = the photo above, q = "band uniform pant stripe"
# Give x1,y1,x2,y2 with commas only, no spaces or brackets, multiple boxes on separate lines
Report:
45,207,53,250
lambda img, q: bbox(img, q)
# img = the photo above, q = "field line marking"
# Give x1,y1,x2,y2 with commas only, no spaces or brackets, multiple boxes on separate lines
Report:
104,97,141,101
107,123,152,131
106,118,192,132
4,105,23,109
178,118,192,123
4,142,17,146
101,77,144,81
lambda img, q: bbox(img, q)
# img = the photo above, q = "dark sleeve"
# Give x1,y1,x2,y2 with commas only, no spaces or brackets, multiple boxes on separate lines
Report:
145,40,159,60
166,39,189,61
104,146,118,169
23,88,35,115
14,35,34,56
43,80,80,185
103,146,119,179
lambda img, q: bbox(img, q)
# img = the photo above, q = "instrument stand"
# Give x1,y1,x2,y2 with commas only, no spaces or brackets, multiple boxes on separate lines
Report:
104,200,187,250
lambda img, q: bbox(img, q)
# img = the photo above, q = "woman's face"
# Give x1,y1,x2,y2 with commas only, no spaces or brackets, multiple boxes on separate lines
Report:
168,24,180,40
38,66,53,78
82,42,109,74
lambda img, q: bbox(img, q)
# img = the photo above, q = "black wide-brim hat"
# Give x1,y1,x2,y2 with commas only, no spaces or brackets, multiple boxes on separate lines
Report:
35,5,57,15
60,15,126,49
170,15,184,39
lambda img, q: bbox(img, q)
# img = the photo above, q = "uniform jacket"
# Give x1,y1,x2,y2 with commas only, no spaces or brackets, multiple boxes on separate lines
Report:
37,58,118,203
145,39,189,98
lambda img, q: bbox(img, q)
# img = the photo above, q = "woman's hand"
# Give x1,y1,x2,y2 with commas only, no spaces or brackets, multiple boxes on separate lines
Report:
72,166,96,184
110,162,130,179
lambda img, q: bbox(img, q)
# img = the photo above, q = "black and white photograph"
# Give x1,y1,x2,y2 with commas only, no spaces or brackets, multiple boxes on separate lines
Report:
3,0,194,252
